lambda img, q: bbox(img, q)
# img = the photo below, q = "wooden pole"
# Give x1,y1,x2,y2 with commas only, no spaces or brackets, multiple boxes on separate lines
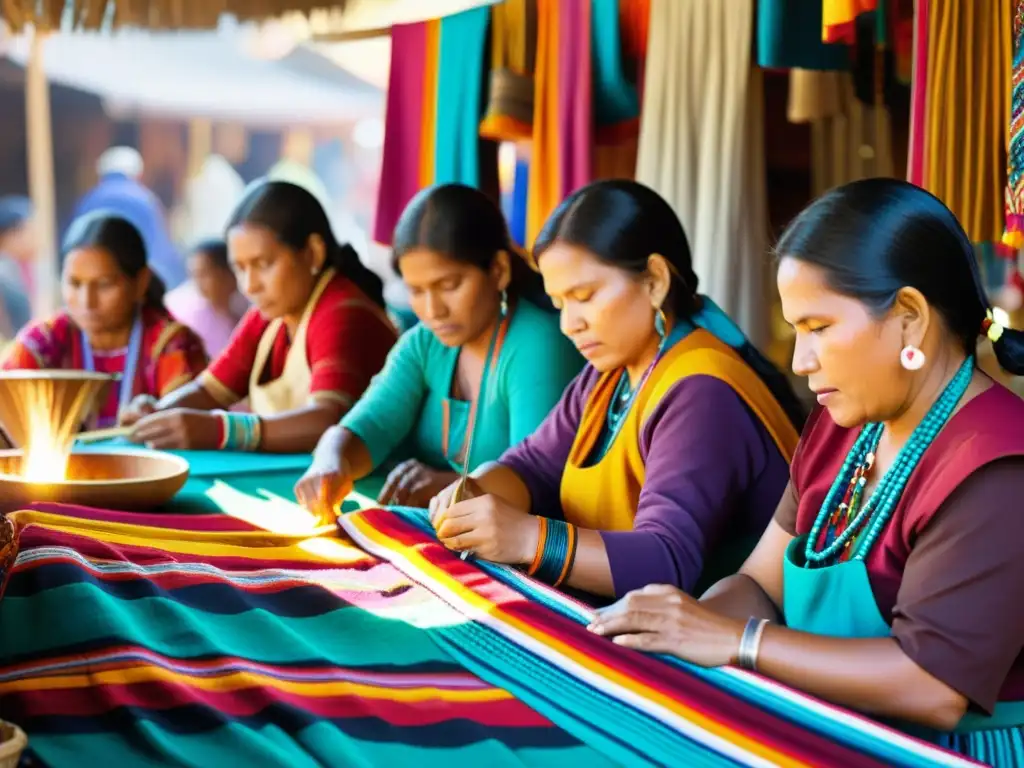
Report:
25,27,57,318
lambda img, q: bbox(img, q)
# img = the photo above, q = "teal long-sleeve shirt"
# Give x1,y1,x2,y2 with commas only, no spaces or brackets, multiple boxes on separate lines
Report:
341,300,583,475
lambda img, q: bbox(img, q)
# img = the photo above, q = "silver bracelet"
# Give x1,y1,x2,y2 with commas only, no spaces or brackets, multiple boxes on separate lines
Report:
737,617,769,670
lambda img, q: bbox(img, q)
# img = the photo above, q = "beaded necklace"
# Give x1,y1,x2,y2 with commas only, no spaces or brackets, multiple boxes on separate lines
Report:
804,356,975,566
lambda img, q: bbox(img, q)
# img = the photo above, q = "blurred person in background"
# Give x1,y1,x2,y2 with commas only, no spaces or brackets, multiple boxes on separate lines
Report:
0,196,37,340
165,239,248,359
2,211,207,429
72,147,187,289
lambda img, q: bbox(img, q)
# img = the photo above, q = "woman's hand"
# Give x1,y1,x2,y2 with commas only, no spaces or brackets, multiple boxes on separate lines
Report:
428,475,485,525
294,452,354,523
434,493,539,565
587,584,745,668
378,460,459,508
119,394,158,427
129,409,221,450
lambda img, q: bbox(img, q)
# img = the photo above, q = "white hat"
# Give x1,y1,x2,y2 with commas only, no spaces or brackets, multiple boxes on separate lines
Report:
97,146,144,179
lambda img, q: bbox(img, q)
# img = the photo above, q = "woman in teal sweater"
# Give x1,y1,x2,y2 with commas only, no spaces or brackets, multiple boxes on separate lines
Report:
296,184,582,511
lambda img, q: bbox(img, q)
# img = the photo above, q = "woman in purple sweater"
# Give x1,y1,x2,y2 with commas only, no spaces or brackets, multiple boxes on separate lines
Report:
430,180,806,600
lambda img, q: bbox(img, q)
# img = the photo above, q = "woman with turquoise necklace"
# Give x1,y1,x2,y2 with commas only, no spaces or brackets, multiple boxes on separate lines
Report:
295,184,583,509
588,179,1024,764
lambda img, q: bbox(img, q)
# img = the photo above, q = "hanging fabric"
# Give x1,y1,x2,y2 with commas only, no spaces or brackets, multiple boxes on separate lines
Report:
906,0,930,185
923,0,1012,244
592,0,640,143
479,0,538,143
526,0,594,246
822,0,879,43
1004,0,1024,247
635,0,770,348
373,22,429,245
434,7,492,187
788,70,895,196
758,0,850,71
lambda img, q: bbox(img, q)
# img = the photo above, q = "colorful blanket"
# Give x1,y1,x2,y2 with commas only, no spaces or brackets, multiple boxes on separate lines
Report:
0,503,978,767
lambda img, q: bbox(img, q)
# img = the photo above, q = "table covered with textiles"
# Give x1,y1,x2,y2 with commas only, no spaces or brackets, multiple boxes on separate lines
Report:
71,443,387,516
0,501,981,767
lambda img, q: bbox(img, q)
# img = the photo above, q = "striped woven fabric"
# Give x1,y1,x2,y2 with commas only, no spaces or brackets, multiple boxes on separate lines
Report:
0,502,979,767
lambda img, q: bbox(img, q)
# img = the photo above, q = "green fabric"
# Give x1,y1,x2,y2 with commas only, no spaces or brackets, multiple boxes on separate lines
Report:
784,535,1024,735
341,300,582,472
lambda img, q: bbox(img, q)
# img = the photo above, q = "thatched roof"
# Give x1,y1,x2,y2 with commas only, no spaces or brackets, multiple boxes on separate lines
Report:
1,1,350,32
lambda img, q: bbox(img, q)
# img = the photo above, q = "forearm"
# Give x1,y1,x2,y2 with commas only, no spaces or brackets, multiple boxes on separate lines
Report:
471,461,533,510
755,626,967,730
157,381,220,411
316,425,374,480
700,574,780,623
561,528,615,597
258,403,345,454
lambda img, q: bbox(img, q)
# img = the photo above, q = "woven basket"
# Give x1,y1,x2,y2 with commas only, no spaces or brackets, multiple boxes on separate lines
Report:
0,721,27,768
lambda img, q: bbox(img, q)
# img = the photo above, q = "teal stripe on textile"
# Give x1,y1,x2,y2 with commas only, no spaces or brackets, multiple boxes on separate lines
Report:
0,585,450,668
591,0,639,127
30,725,605,768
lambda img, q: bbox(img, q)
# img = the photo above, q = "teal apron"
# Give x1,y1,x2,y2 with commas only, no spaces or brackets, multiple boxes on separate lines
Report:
784,536,1024,765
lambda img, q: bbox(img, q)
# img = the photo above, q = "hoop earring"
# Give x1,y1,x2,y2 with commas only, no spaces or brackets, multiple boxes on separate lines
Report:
900,345,925,371
500,289,509,317
654,306,667,342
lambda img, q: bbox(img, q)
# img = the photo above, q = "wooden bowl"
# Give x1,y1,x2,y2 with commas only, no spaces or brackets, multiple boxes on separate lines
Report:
0,720,27,768
0,448,189,509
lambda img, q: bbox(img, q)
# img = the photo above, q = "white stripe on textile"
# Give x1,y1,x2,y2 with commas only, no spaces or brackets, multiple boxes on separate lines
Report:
635,0,770,349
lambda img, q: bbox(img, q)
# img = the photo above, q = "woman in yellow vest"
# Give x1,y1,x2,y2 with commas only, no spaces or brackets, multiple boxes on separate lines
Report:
123,180,397,453
431,180,805,600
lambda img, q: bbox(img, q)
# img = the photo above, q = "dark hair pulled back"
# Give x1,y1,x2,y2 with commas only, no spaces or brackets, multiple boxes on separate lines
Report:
775,177,1024,375
63,211,166,310
190,238,230,272
534,179,807,430
392,183,552,310
228,179,385,308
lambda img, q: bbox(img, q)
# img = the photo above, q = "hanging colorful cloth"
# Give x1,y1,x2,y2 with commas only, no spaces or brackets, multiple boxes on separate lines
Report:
434,7,492,186
758,0,850,71
822,0,879,43
1004,0,1024,248
906,0,930,185
373,22,430,245
618,0,650,104
924,0,1013,245
592,0,640,143
479,0,538,142
526,0,594,246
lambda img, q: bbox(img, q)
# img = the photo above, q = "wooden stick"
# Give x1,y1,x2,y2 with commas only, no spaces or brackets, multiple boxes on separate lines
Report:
75,426,132,444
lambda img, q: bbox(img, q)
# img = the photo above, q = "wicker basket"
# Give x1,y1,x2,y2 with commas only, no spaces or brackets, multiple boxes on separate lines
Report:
0,721,27,768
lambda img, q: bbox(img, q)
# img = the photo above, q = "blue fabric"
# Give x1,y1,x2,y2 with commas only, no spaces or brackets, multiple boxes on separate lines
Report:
434,7,491,187
509,157,530,248
692,295,748,350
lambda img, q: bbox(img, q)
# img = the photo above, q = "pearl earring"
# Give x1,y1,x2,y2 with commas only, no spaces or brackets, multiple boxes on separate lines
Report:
900,345,925,371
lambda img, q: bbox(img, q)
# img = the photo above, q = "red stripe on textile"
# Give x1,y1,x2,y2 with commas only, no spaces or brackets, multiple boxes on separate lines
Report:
353,508,888,768
6,682,556,728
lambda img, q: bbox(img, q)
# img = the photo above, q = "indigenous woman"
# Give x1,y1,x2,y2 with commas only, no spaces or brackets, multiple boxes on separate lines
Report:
429,180,805,600
589,179,1024,764
1,212,207,429
295,184,582,509
124,180,396,453
164,238,248,358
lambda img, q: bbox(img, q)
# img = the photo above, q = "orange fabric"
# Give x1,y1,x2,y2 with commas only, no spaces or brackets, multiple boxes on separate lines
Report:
822,0,877,43
420,19,441,187
526,0,561,246
559,330,800,532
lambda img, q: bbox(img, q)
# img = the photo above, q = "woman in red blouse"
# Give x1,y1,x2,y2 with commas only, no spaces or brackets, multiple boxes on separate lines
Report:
124,180,397,453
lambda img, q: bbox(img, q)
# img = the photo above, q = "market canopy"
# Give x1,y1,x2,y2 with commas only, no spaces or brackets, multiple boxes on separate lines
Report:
0,0,351,32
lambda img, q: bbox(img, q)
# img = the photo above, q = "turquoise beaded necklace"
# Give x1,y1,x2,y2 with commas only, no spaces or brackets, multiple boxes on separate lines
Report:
804,355,975,566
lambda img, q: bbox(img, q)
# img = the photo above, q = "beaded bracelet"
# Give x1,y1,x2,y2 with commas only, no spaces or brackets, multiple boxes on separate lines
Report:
532,518,579,588
215,411,263,452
